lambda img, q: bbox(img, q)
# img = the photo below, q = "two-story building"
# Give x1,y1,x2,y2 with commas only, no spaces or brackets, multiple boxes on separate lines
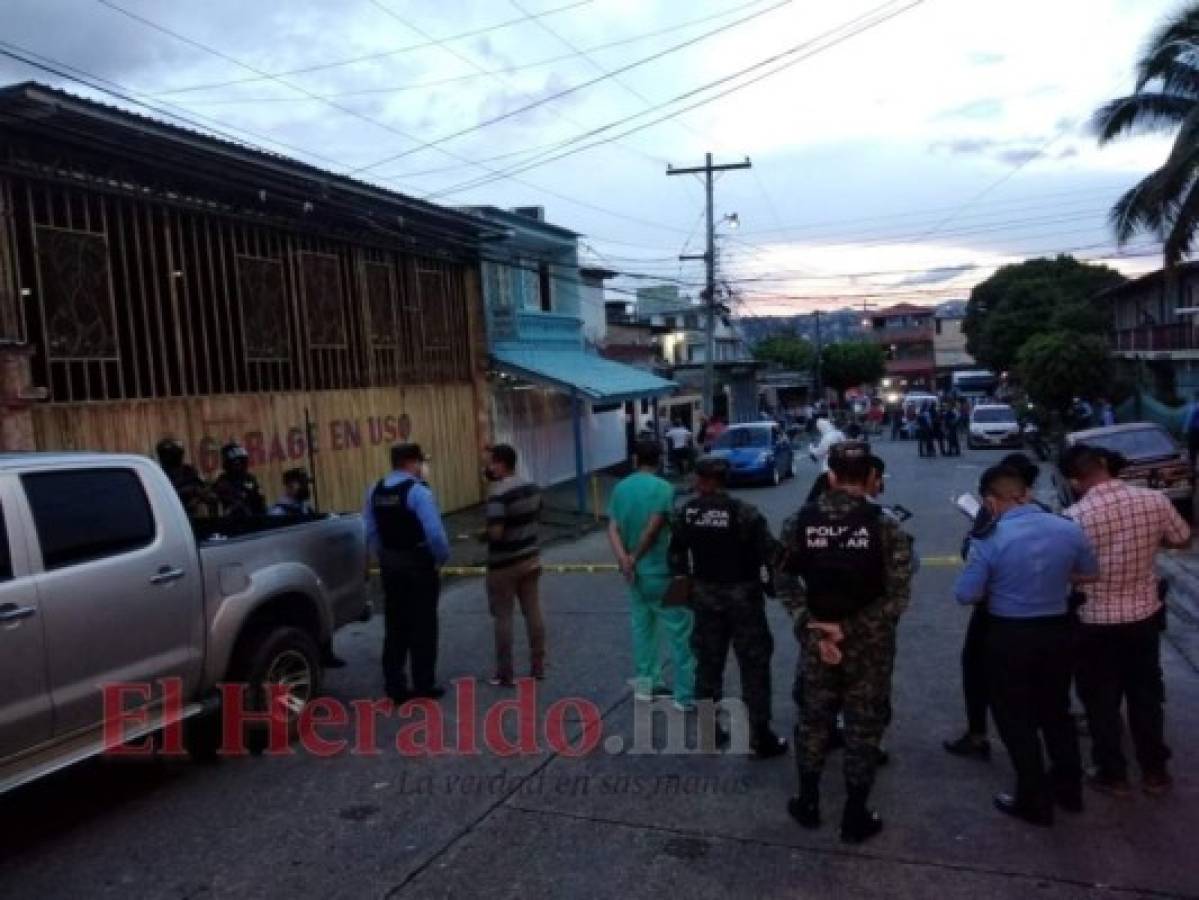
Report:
933,300,978,391
1105,262,1199,400
865,303,937,391
0,82,499,513
467,207,675,505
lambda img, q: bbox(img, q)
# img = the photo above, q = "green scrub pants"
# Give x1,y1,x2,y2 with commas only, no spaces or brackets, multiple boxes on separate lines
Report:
630,574,696,705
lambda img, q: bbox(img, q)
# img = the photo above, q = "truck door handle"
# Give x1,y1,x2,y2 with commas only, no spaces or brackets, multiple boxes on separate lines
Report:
150,566,186,585
0,603,36,623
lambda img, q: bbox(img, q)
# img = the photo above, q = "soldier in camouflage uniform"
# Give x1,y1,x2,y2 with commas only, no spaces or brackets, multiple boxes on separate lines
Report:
668,456,788,758
777,441,914,843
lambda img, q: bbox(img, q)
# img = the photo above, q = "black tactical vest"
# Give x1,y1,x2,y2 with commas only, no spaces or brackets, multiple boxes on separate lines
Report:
371,479,432,568
787,498,886,620
681,494,758,584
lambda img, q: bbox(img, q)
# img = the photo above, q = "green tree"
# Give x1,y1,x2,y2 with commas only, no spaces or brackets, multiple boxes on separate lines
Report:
1092,3,1199,265
820,340,886,398
963,255,1125,372
751,334,816,371
1016,332,1113,413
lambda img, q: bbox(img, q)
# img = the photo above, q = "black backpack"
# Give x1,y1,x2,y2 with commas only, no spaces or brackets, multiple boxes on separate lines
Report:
787,500,886,620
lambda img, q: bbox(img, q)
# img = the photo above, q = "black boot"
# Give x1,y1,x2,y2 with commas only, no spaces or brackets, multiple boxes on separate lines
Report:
788,772,821,829
841,785,883,844
751,726,788,759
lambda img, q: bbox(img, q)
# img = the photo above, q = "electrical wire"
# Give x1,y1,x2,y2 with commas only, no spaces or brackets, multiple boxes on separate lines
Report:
424,0,926,198
148,0,597,96
350,0,789,172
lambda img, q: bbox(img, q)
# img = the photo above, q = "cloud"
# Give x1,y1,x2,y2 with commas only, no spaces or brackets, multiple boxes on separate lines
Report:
935,98,1004,120
930,138,999,156
894,265,975,286
968,51,1005,66
996,148,1043,166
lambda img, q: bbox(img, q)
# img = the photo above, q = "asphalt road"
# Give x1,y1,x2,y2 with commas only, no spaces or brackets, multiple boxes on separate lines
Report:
2,440,1197,899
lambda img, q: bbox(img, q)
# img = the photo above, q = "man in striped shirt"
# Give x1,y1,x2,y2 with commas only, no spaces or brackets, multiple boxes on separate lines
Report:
1062,444,1191,797
484,444,546,686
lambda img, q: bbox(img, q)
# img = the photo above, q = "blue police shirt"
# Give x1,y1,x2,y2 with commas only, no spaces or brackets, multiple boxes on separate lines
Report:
954,503,1098,618
362,471,451,566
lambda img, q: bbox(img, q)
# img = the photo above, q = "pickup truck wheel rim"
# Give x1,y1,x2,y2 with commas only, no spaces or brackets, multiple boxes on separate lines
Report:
265,650,313,718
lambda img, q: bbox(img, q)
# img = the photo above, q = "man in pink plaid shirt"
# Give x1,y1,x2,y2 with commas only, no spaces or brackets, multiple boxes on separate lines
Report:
1062,445,1191,797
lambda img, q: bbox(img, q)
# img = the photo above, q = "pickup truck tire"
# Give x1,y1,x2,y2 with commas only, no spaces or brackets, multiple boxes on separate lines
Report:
230,625,323,754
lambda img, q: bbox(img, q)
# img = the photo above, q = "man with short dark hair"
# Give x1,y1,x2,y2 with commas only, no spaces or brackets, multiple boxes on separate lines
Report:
1062,443,1190,797
483,444,545,685
364,443,450,703
945,452,1042,761
269,468,315,516
955,464,1098,826
780,441,913,844
665,419,694,476
607,439,695,708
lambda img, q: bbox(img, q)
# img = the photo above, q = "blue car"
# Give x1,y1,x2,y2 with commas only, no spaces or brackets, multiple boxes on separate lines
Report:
709,422,795,486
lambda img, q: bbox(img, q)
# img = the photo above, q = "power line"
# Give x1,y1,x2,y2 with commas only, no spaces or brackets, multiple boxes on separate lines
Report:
93,0,695,236
148,0,597,96
424,0,925,199
171,0,779,106
350,0,789,173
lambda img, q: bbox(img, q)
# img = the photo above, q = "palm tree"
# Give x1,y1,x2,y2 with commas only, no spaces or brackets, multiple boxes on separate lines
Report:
1093,3,1199,266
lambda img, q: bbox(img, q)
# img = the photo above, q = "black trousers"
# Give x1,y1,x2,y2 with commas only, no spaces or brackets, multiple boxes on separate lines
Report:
382,566,440,696
945,429,961,456
986,615,1081,810
961,604,989,735
1076,616,1170,779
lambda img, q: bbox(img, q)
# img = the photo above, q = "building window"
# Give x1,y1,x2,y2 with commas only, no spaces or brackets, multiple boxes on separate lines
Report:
538,262,552,313
35,226,117,359
236,255,290,361
301,252,348,348
935,319,943,335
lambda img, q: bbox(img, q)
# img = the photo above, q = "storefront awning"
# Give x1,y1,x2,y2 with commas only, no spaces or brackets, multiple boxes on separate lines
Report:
491,347,676,402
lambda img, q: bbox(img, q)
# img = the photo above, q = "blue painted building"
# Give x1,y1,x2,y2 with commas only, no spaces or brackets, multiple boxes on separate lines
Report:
464,206,675,508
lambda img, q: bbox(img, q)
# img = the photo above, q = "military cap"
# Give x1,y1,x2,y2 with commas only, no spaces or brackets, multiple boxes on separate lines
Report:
828,440,885,475
694,455,730,479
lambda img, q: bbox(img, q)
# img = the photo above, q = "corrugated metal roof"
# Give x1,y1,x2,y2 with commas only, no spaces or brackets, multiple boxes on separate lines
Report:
491,347,676,402
0,81,497,238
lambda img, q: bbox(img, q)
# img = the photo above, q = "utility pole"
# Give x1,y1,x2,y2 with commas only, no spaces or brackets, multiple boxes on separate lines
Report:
813,310,824,402
668,152,751,418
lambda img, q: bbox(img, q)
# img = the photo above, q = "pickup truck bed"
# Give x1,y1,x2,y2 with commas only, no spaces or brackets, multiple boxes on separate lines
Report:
0,452,367,793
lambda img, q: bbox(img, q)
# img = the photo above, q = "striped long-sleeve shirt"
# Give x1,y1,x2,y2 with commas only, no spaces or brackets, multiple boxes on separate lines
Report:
486,475,542,570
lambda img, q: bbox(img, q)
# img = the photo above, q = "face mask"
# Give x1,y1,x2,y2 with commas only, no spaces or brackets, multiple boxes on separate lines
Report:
483,466,500,482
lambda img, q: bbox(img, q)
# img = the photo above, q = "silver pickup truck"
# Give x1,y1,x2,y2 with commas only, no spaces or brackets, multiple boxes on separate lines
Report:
0,452,367,793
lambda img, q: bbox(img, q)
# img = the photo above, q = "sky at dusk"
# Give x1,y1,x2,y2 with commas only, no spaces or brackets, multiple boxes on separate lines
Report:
0,0,1181,313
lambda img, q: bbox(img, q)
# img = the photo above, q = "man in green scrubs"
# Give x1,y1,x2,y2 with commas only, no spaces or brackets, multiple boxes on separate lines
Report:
608,438,696,709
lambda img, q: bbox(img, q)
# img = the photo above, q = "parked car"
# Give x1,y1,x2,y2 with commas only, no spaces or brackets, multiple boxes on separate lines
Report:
967,403,1022,449
708,422,795,486
0,453,367,793
1053,423,1194,520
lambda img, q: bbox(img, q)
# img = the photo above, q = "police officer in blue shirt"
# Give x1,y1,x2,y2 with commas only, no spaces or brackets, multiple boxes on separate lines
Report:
364,443,451,703
955,464,1099,827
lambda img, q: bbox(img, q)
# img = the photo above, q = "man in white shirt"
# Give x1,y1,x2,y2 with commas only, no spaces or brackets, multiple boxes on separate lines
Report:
665,420,694,476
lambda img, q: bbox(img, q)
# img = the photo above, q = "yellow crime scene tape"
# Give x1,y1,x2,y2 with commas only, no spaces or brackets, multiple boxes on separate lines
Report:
371,557,962,578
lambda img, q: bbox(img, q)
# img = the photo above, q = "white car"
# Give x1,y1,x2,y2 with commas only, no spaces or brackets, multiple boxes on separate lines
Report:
968,404,1023,449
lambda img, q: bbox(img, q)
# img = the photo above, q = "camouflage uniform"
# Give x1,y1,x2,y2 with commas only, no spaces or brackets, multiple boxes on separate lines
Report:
669,491,780,731
778,489,914,789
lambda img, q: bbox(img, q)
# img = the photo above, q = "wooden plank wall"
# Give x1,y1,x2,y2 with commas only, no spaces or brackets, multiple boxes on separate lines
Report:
31,383,484,513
